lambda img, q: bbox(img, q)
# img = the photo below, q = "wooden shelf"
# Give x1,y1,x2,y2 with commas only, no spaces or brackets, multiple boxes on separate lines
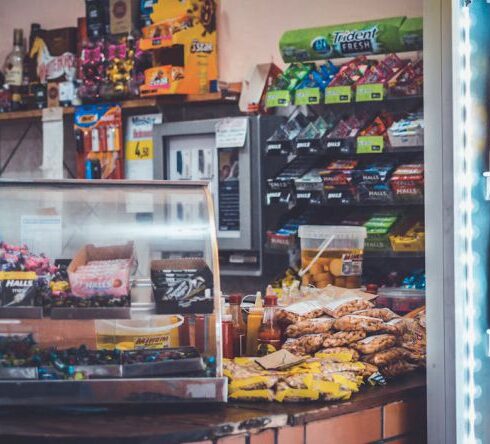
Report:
0,89,240,122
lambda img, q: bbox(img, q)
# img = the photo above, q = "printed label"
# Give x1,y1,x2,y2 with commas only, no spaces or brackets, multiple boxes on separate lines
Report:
294,87,321,105
341,254,363,276
356,83,385,102
265,90,291,107
325,86,352,104
357,136,384,154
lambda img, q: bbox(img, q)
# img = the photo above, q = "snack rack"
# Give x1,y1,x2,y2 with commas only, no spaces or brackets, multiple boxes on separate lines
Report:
0,179,226,406
264,49,425,301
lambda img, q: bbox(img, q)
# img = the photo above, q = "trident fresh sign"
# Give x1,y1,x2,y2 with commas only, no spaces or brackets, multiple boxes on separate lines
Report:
279,17,422,62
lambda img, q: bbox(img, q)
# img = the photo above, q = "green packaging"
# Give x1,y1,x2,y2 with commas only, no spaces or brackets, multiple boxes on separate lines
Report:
279,17,422,63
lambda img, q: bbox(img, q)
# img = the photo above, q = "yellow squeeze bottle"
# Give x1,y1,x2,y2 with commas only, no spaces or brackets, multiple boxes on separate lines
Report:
246,291,264,357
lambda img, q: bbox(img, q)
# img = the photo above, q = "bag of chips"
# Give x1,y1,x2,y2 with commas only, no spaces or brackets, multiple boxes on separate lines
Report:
324,296,374,318
286,317,335,338
353,307,399,322
229,389,275,401
314,347,360,362
363,347,409,366
323,330,367,348
333,314,386,333
352,334,397,354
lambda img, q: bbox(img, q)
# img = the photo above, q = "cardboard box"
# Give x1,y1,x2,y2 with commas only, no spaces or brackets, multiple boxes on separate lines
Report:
151,258,214,314
68,242,134,298
109,0,139,35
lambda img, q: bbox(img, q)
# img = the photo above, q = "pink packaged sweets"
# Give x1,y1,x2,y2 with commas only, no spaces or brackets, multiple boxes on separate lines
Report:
67,243,134,298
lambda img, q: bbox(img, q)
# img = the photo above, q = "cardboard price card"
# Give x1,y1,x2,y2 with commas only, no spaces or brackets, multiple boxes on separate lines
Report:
325,86,352,104
126,140,154,161
294,88,321,105
265,90,291,108
357,136,385,154
356,83,385,102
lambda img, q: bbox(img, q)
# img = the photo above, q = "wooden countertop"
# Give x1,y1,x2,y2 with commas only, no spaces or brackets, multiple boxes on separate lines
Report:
0,372,426,444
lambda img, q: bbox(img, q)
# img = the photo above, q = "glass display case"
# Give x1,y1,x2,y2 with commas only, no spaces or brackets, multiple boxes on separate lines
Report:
0,179,226,405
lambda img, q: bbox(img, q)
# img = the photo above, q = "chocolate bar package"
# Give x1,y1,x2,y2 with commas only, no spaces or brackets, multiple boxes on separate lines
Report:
152,258,214,314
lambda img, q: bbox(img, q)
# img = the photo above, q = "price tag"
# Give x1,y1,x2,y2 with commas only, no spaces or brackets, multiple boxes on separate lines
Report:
126,140,154,160
357,136,385,154
356,83,385,102
325,86,352,104
265,90,291,107
294,88,321,105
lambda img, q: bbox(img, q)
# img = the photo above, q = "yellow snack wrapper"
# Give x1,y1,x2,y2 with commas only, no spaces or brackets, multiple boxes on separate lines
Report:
275,387,320,403
315,350,357,363
229,389,275,402
229,375,277,393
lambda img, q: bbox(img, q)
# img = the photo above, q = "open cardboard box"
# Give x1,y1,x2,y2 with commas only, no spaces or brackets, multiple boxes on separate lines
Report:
51,242,134,320
151,257,214,314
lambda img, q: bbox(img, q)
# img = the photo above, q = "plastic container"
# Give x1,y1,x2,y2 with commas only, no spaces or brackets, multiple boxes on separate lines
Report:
376,288,425,314
95,306,184,350
298,225,367,289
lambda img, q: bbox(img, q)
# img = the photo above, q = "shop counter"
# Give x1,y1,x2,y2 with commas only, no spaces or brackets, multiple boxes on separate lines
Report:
0,372,426,444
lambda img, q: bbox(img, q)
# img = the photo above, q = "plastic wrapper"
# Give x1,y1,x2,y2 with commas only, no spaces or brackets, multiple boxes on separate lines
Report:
353,308,399,322
308,379,352,401
285,317,335,338
353,334,397,355
363,347,409,366
229,375,279,393
276,300,326,326
323,330,367,348
275,382,320,402
320,361,366,375
381,360,419,378
314,347,359,362
400,318,426,354
223,358,262,379
333,314,386,333
382,317,409,336
361,362,380,379
323,296,374,318
229,389,275,402
282,334,326,356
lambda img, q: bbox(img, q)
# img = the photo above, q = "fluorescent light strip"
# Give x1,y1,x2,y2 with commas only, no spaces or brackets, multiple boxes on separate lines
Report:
461,6,477,443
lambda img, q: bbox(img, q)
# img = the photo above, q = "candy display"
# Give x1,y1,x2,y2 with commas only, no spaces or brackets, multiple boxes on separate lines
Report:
139,0,218,96
389,163,425,202
151,258,214,314
388,112,424,147
0,334,207,380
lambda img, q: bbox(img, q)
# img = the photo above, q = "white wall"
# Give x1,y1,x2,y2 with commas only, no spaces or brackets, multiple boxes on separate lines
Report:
0,0,423,83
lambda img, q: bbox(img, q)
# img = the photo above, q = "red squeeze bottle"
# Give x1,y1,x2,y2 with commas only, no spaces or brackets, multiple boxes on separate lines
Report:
222,313,234,359
257,294,281,356
229,294,246,357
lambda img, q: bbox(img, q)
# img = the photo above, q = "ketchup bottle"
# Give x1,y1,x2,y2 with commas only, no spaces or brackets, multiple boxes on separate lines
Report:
257,293,281,356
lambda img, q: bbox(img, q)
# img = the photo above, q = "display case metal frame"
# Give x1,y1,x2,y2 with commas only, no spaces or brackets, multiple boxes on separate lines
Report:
0,179,227,405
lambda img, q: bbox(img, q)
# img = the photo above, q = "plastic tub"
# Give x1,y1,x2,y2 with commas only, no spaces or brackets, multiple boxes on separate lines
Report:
95,305,184,350
376,288,425,314
298,225,367,289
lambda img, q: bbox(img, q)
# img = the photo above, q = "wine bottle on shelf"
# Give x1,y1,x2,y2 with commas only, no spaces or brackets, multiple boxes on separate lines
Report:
3,29,25,111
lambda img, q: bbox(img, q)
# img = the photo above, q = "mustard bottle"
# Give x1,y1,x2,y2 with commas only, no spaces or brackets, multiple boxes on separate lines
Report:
246,291,264,357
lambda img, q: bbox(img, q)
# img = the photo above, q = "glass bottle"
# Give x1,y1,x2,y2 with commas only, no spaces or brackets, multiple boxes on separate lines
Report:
4,29,25,111
246,291,264,356
222,313,234,359
229,294,246,357
257,294,281,356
